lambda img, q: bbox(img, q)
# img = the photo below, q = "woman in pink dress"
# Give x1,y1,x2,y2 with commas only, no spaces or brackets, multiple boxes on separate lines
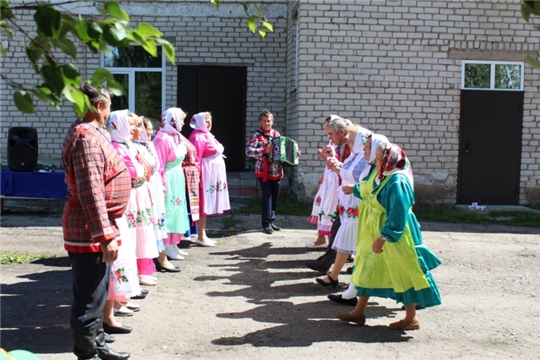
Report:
188,112,230,247
153,108,191,259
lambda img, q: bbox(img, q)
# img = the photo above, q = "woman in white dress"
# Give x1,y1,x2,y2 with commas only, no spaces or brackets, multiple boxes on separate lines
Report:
188,112,230,247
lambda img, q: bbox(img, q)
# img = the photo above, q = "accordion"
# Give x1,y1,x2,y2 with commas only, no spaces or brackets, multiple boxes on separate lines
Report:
269,136,299,166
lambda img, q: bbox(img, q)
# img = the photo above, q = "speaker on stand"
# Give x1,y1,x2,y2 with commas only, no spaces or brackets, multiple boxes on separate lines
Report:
7,127,38,171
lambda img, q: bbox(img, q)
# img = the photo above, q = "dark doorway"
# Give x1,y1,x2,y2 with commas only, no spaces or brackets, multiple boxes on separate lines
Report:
177,65,247,172
457,90,523,205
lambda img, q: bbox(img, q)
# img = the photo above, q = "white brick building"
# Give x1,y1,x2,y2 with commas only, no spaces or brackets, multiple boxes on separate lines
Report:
2,0,540,205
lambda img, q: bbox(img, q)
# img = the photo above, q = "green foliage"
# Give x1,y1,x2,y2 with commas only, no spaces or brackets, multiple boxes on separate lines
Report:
237,195,312,216
1,0,176,119
0,252,53,265
2,0,273,117
215,0,274,38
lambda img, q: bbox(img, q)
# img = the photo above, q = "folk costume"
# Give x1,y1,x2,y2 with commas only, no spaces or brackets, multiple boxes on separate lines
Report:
331,127,372,255
153,108,190,245
188,112,230,216
350,143,441,308
109,110,158,286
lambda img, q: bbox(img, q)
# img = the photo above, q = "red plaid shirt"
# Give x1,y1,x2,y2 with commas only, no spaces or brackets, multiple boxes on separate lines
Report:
245,128,284,181
62,122,131,253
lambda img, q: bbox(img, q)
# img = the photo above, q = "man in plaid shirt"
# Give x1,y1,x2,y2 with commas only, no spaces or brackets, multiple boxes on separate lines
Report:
62,83,131,360
245,109,284,234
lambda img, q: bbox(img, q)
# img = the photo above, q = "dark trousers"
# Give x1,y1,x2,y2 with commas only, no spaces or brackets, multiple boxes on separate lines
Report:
258,178,281,228
314,216,341,269
69,251,111,359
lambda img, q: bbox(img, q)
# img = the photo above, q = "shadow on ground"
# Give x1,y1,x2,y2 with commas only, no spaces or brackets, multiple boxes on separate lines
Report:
195,243,412,347
1,266,73,354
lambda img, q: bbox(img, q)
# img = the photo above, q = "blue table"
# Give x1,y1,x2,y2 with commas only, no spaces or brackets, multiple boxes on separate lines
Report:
1,169,67,199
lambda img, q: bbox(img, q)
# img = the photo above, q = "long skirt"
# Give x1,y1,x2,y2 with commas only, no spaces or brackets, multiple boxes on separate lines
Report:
109,216,142,299
164,158,189,244
331,188,360,255
307,167,338,236
200,153,230,216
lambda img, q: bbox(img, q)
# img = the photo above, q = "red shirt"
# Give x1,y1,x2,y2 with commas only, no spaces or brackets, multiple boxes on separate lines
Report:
245,128,284,181
62,122,131,253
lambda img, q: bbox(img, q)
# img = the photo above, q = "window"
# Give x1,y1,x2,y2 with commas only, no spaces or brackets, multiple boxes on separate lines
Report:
101,46,166,118
461,61,524,91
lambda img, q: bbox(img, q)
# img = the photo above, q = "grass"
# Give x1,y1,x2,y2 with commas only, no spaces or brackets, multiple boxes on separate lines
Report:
236,194,312,216
414,204,540,227
223,216,236,235
0,252,55,265
236,197,540,227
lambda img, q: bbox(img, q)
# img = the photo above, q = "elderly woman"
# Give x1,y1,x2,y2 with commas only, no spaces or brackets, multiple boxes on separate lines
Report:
306,115,340,249
316,123,371,288
328,133,389,305
188,112,230,247
336,142,441,330
153,108,190,265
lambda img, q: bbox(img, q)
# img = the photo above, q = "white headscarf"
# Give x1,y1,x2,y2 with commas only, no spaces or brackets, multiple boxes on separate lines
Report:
138,117,149,144
159,108,184,135
107,110,132,144
369,133,390,164
190,112,209,133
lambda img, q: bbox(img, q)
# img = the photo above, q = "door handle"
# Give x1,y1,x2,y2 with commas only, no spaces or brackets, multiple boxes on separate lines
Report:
465,140,473,154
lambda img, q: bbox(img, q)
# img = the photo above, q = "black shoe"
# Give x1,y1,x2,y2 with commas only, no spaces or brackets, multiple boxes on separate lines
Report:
262,226,274,234
400,304,424,310
98,346,130,360
305,260,329,275
104,333,115,344
328,294,358,306
316,275,338,288
131,292,146,300
103,323,133,335
346,266,354,275
155,262,181,273
271,223,281,231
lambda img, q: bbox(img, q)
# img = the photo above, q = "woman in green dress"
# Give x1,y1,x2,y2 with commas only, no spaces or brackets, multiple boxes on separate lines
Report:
337,142,441,330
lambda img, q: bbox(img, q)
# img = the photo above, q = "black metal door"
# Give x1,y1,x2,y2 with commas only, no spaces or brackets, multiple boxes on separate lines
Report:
457,90,523,205
177,65,247,172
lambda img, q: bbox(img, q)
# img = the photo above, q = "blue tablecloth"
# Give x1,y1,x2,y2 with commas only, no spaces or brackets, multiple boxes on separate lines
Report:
1,169,67,199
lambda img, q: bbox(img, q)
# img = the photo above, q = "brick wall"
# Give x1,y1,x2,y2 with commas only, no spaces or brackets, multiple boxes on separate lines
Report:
0,1,288,171
294,0,540,204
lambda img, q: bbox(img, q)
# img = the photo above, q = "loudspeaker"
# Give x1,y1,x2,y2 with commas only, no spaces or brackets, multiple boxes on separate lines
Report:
8,127,38,171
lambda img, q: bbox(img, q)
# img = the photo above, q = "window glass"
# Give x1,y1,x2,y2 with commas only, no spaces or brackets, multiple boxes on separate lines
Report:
495,64,521,90
104,46,162,68
110,74,129,112
464,63,490,89
135,72,162,118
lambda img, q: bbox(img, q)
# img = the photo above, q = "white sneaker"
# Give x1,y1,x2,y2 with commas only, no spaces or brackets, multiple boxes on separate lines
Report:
166,245,185,260
305,241,327,249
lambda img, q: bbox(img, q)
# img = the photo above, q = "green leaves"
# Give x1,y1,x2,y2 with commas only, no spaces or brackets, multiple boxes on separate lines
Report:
105,2,129,21
3,0,274,115
91,68,125,96
241,3,273,38
34,5,61,38
14,91,34,113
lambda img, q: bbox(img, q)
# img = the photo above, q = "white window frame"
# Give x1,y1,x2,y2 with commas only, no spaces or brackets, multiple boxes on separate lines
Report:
461,60,524,91
100,46,167,113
